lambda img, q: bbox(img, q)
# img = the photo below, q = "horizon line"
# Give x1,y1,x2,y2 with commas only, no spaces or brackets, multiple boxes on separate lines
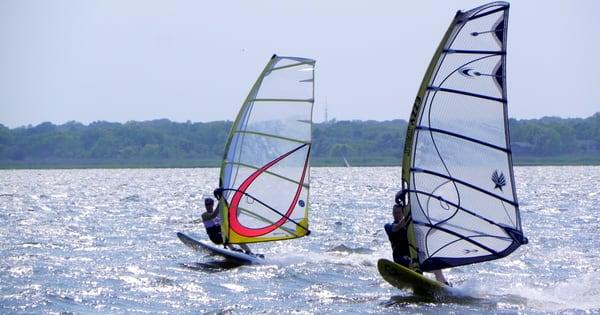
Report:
2,112,599,129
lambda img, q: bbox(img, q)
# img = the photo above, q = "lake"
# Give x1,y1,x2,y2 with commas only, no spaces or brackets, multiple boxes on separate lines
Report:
1,166,599,314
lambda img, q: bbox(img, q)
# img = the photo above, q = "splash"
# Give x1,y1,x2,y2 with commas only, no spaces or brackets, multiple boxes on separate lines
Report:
512,272,600,312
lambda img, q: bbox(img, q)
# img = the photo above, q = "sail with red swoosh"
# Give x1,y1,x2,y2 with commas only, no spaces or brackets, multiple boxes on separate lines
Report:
219,55,315,244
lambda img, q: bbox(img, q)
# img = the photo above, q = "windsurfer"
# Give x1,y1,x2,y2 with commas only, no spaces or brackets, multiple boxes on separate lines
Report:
384,203,411,268
386,190,450,286
202,196,253,254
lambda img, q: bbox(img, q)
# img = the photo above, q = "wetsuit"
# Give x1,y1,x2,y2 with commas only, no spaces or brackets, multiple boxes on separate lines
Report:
203,214,224,245
384,221,411,268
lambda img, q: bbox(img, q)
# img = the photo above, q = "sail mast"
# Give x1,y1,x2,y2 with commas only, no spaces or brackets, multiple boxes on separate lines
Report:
402,10,461,273
218,55,279,243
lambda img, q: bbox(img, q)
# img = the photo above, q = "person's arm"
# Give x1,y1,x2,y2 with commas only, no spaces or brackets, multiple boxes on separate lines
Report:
391,216,408,232
204,209,219,220
384,223,393,236
213,188,223,200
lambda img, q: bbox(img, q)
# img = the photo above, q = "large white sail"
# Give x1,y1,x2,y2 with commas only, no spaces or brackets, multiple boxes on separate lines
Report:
402,2,527,272
219,55,315,244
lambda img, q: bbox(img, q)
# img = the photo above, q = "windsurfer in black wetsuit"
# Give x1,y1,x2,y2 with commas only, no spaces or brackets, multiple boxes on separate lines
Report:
204,188,253,254
384,194,411,268
385,190,450,286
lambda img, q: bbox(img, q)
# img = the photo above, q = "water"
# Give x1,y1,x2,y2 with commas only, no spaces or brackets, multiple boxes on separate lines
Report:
1,166,599,314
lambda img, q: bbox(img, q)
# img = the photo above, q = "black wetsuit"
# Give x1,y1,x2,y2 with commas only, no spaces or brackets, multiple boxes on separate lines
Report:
203,206,224,245
384,221,411,267
205,225,224,245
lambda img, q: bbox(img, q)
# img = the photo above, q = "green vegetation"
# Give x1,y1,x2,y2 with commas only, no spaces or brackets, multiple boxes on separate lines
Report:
312,120,405,166
509,114,600,157
1,113,599,168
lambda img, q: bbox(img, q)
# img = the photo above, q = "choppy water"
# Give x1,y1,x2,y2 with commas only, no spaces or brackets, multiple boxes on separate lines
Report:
1,166,599,314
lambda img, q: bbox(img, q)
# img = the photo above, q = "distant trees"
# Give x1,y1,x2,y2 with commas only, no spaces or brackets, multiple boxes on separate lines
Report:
313,120,406,159
0,113,599,167
0,119,232,166
510,113,600,156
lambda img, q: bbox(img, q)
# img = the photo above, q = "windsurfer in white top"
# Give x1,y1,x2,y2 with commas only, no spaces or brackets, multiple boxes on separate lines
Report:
392,190,451,286
202,196,253,254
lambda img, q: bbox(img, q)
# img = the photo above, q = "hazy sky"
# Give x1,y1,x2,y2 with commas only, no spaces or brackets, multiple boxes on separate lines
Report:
1,0,598,128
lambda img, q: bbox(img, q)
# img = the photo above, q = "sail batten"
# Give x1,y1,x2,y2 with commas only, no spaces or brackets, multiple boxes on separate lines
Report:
410,189,516,228
411,168,518,206
427,86,506,103
415,126,510,153
468,6,506,20
271,61,314,71
219,55,315,245
224,160,310,188
237,207,301,237
251,98,314,103
414,221,502,256
444,49,505,55
233,130,309,144
402,2,526,272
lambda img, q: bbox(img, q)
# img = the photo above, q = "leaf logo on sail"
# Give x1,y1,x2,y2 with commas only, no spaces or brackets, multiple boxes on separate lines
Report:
491,170,506,191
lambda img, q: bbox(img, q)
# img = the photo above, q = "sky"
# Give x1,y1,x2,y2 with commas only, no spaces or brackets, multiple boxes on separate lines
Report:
0,0,599,128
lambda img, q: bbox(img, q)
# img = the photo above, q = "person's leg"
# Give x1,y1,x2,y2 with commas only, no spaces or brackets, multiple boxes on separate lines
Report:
393,254,411,268
207,226,224,245
225,244,237,250
432,270,450,285
239,243,252,253
238,244,262,257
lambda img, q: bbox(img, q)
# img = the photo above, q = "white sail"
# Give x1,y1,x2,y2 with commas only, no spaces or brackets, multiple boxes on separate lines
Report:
402,2,527,271
219,55,315,244
343,157,351,167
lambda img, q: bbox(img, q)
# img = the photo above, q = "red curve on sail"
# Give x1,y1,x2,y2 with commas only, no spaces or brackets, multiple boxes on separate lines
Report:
228,144,309,238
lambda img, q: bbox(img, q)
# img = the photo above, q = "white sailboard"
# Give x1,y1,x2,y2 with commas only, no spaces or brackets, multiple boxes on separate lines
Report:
177,232,263,264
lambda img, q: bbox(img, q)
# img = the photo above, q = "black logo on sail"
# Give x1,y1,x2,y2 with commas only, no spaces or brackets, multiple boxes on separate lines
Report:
491,170,506,191
459,67,481,78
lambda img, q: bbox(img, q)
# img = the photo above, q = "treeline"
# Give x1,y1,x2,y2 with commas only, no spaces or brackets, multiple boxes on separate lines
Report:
0,113,599,168
312,119,407,165
0,120,230,164
510,115,600,154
